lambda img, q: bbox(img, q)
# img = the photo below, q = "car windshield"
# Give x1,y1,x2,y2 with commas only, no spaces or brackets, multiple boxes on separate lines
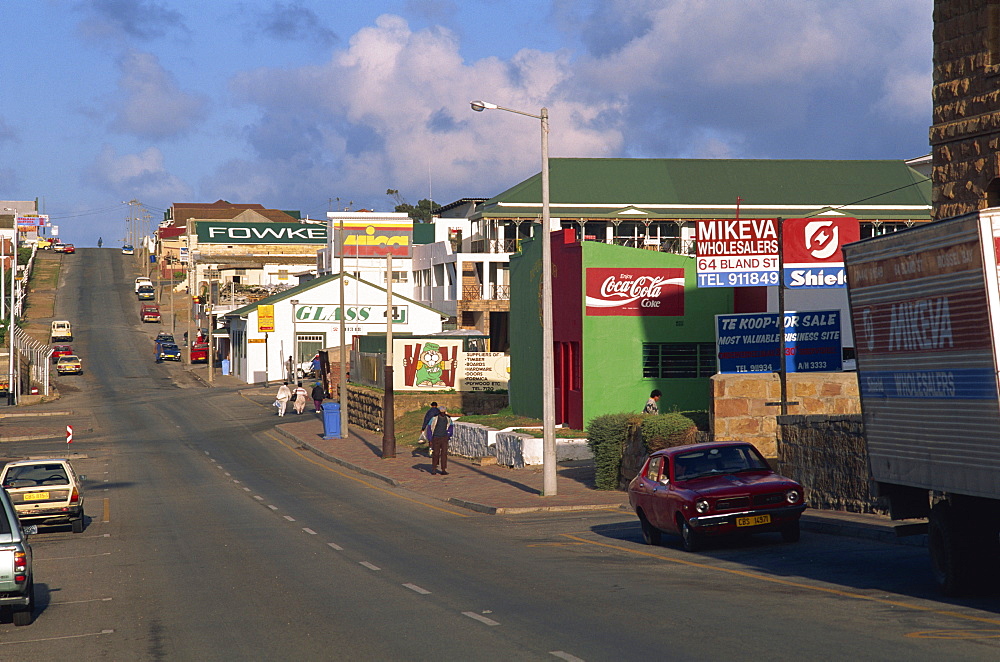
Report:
3,464,70,487
58,356,79,363
673,446,769,480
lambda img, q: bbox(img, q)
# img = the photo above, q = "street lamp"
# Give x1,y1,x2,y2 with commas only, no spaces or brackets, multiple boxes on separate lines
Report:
470,100,556,496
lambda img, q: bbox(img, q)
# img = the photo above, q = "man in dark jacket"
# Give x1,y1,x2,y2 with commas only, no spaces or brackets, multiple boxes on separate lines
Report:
429,406,452,475
311,382,325,413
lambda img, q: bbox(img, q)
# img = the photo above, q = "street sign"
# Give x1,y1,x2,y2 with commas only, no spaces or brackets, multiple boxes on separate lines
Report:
782,217,860,289
696,219,779,288
715,310,843,373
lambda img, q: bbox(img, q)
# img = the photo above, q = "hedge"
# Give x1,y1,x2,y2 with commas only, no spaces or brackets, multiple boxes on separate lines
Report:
587,411,701,490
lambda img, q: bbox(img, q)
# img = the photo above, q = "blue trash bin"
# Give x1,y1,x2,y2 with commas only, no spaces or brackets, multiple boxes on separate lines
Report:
322,402,342,439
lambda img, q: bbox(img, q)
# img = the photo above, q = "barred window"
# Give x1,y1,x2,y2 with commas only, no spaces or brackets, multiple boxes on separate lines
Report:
643,342,716,378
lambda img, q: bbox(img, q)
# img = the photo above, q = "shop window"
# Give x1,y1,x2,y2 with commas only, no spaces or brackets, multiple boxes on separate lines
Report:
642,342,716,379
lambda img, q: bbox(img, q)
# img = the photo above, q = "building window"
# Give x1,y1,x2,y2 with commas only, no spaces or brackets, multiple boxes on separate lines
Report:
642,342,716,379
382,271,408,283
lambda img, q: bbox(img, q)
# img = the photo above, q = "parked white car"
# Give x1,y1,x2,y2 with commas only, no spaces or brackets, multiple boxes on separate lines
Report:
135,277,153,292
0,459,86,533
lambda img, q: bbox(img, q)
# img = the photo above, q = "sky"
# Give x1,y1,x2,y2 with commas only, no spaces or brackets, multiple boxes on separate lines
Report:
0,0,933,246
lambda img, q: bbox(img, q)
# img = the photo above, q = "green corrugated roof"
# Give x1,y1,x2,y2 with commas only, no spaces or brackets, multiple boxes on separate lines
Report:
226,272,448,318
474,158,931,221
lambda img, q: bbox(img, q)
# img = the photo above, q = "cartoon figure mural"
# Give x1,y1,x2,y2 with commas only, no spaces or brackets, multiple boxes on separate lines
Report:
403,342,457,388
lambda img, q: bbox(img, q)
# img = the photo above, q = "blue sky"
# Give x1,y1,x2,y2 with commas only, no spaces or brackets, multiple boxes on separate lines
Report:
1,0,932,246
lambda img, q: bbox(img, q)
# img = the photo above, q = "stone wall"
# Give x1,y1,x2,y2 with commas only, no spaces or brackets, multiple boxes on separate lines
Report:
346,385,508,432
930,1,1000,219
710,373,860,456
777,414,885,514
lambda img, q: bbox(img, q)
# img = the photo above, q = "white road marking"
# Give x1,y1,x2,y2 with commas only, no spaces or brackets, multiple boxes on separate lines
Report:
253,495,264,501
224,472,231,477
283,515,296,521
242,487,251,492
327,542,343,551
403,583,431,595
303,528,317,535
550,652,585,662
267,505,278,510
40,552,112,561
233,479,240,484
0,629,115,644
48,597,113,606
462,612,500,626
359,561,381,571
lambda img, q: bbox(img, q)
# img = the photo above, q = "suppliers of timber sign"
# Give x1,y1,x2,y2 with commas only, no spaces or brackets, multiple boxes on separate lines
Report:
197,222,327,244
715,310,843,373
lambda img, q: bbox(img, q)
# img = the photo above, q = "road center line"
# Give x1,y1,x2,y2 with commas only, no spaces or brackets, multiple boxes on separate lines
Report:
462,612,500,626
403,583,431,594
253,495,263,501
267,505,278,510
303,528,317,535
283,515,296,521
549,651,585,662
560,533,1000,627
327,542,343,551
359,561,380,571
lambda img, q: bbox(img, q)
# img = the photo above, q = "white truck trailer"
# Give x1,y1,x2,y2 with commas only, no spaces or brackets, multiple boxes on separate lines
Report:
843,209,1000,595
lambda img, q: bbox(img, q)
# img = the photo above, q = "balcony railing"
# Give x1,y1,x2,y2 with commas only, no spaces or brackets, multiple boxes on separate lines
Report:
462,284,511,301
470,238,519,254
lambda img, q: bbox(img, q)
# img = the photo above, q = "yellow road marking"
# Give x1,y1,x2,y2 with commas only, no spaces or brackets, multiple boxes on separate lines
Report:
102,497,110,523
906,629,1000,639
263,431,470,518
559,533,1000,627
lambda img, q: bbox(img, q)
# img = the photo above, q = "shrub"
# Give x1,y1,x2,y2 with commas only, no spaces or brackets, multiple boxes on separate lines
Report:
587,413,641,490
641,413,699,453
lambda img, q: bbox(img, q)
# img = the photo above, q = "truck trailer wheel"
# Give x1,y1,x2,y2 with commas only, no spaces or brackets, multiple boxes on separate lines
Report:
929,502,977,596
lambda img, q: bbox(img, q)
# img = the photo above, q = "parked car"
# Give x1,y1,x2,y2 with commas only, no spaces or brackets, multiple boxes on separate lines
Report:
135,277,153,292
51,242,66,253
51,345,74,362
140,304,161,323
0,458,86,535
137,285,155,300
190,342,209,363
154,332,175,343
55,355,82,374
50,320,73,342
36,237,52,250
62,244,75,254
122,245,134,255
628,441,806,551
155,341,181,362
0,483,36,625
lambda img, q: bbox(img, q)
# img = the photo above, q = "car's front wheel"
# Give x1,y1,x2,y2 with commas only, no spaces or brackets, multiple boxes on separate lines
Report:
781,520,801,543
680,518,702,552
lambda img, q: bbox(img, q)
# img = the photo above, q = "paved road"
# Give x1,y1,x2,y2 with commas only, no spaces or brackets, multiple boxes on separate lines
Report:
1,249,1000,660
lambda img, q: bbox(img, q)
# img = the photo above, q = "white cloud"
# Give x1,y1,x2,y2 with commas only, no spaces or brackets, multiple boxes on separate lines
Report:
110,50,208,140
82,144,191,200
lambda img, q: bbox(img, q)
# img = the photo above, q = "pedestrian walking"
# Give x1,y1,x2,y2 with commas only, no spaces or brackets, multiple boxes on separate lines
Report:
274,382,292,417
429,406,454,475
643,389,662,415
420,401,440,444
311,381,325,413
293,381,308,415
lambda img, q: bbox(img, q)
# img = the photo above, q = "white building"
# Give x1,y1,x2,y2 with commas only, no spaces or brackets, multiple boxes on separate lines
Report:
225,271,447,384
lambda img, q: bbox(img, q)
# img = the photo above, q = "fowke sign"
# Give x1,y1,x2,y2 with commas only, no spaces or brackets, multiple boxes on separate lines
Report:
585,268,685,316
197,222,328,244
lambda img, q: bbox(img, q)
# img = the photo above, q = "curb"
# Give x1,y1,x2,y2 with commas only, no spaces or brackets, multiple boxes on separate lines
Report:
0,411,74,418
800,512,926,547
274,425,401,487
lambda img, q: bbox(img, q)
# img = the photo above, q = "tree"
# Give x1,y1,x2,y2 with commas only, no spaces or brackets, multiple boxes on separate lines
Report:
386,189,436,223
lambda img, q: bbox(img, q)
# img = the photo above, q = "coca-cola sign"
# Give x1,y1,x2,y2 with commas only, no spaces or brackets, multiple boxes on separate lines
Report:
585,268,685,316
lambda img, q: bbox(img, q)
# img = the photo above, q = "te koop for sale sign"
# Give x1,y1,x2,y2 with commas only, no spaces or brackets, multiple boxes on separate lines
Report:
782,217,860,289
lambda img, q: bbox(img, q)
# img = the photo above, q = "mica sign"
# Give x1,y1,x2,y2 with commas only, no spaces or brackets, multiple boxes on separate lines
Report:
585,268,685,316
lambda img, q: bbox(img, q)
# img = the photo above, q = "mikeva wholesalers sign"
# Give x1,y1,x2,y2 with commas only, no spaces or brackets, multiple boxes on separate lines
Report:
697,219,779,288
715,310,843,373
585,268,685,316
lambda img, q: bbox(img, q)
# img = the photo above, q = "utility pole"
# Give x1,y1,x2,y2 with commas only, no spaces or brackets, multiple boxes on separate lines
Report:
382,254,395,458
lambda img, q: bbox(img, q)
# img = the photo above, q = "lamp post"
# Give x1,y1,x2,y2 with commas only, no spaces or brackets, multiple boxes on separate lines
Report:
470,100,556,496
290,299,299,384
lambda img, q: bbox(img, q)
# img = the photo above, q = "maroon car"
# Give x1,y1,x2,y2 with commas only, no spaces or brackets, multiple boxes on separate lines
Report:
628,441,806,551
51,345,74,362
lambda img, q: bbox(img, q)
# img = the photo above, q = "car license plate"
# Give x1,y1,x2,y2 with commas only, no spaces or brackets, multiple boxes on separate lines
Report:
736,514,771,527
23,492,49,501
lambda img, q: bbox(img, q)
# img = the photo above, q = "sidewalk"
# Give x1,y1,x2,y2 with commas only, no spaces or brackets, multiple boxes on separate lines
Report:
231,383,927,545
